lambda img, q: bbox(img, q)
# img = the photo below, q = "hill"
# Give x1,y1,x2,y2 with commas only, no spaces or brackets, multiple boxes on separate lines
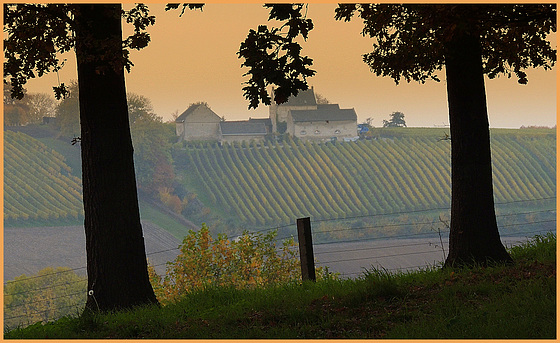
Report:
3,127,195,237
4,130,84,224
173,128,556,231
4,126,556,238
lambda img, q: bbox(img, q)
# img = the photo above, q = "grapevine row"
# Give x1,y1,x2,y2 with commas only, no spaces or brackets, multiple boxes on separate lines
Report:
179,130,555,227
4,131,84,223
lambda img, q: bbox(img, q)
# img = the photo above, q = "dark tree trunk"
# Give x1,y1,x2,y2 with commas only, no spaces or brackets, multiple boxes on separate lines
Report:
443,27,513,268
74,4,158,311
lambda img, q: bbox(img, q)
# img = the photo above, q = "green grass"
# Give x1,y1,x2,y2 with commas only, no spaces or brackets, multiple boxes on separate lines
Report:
36,137,82,176
5,233,556,339
138,200,193,239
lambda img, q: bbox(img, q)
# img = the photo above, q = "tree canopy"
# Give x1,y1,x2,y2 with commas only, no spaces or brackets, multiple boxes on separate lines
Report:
3,4,156,101
383,111,406,128
334,4,556,85
239,3,556,267
238,4,316,108
238,4,555,110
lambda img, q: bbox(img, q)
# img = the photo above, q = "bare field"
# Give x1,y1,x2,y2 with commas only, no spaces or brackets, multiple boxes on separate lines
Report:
314,236,534,278
3,221,181,282
4,221,532,282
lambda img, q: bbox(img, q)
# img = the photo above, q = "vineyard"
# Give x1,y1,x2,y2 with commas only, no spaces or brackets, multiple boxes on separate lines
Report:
3,127,556,231
176,128,556,228
4,130,84,224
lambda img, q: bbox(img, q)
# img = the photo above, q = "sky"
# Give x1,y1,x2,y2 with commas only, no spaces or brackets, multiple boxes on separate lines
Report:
24,3,557,128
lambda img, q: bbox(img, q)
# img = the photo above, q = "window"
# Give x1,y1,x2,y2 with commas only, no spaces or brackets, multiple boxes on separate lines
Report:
314,129,321,134
300,130,307,135
334,129,341,134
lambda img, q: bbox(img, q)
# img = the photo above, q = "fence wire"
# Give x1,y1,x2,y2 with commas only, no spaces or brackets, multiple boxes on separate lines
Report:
3,197,556,330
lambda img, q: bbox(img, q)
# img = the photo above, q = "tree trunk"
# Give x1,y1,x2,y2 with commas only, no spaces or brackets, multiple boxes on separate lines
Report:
74,4,158,311
443,28,513,268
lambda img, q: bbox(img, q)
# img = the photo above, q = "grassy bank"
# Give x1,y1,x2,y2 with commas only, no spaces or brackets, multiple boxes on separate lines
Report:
5,233,556,339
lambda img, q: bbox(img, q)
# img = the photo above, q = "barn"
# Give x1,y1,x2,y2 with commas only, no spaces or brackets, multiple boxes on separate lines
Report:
175,103,221,141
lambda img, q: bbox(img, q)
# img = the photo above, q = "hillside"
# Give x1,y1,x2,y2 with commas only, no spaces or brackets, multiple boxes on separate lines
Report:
173,128,556,230
3,127,194,237
4,127,556,237
4,130,84,224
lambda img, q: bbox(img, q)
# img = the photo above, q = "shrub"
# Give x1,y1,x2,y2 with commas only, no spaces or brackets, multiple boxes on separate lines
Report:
148,225,300,305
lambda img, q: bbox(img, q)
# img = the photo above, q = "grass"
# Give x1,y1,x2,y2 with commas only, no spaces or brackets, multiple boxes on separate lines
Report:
4,233,556,339
138,200,193,239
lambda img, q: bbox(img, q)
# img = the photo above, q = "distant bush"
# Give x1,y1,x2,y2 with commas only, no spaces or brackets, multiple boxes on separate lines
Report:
4,267,87,330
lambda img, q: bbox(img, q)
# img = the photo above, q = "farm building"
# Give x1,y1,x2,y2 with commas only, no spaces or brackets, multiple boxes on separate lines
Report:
287,104,358,141
175,103,221,141
219,118,271,143
175,87,358,143
269,87,317,133
269,87,358,141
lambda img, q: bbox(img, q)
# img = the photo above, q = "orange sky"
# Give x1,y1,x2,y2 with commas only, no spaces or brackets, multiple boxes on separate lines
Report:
24,3,557,128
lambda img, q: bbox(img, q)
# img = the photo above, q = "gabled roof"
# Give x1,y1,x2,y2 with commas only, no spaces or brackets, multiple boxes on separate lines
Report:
248,117,272,126
249,118,273,132
290,106,357,123
219,121,267,136
175,103,219,123
276,87,317,107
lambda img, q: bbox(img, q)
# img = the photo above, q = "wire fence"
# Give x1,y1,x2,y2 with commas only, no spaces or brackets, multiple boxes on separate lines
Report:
3,197,556,330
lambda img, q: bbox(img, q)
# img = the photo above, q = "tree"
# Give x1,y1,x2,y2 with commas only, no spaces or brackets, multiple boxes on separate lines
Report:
315,93,330,104
55,81,80,137
27,92,57,124
4,267,87,329
127,93,176,195
70,4,159,312
4,4,159,311
3,91,56,126
127,92,161,125
382,111,407,128
3,81,29,126
148,225,300,305
238,4,316,108
239,4,556,267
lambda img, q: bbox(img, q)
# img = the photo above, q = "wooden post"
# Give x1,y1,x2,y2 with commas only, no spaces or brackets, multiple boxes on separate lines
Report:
297,217,316,282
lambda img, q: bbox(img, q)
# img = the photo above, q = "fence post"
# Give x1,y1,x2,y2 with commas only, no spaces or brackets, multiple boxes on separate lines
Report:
297,217,316,282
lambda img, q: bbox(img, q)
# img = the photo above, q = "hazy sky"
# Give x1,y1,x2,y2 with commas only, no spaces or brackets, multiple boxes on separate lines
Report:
24,3,557,128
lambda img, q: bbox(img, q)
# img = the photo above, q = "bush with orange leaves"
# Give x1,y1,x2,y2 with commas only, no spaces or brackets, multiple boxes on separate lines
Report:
148,224,300,305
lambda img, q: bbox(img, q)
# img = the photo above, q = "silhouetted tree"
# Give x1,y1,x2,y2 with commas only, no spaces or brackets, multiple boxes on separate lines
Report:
382,111,407,128
238,4,316,108
239,4,556,267
4,4,159,311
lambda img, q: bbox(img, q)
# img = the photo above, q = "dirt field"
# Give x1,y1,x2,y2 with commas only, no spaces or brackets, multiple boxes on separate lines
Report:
4,223,532,282
3,221,181,282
